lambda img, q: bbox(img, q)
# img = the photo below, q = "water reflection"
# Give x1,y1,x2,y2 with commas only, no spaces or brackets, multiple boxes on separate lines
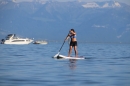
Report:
69,59,77,70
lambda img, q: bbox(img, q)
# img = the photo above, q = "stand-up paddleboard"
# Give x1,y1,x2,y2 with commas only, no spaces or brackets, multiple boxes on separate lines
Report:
53,54,86,60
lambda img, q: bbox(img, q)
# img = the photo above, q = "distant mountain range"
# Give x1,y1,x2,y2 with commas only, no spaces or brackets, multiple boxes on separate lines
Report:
0,0,130,43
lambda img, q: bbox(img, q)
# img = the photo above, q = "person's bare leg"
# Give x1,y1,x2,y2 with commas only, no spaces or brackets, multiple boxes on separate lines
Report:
74,46,78,57
68,46,72,57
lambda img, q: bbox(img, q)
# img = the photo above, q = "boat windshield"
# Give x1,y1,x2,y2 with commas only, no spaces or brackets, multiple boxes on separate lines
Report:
6,35,13,40
5,34,16,40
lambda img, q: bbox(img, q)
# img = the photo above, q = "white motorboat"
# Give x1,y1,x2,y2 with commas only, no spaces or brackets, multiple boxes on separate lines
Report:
33,40,48,44
1,34,33,44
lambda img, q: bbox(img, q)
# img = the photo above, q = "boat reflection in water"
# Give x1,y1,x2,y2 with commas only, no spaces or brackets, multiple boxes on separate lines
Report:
1,34,33,44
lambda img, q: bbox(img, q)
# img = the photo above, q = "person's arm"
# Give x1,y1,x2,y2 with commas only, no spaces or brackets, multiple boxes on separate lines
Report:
65,34,71,41
70,31,76,35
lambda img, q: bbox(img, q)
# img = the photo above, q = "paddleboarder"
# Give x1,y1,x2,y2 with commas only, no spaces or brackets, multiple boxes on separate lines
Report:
65,29,78,57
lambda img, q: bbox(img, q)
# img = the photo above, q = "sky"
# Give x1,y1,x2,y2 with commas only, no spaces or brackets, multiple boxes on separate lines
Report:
4,0,130,5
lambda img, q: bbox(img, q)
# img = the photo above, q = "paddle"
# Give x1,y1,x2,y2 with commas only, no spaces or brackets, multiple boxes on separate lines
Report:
57,40,65,55
56,33,70,57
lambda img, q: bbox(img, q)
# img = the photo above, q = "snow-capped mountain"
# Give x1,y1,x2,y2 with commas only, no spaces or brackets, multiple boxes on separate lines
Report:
0,1,8,5
12,0,46,4
82,2,100,8
82,1,121,8
0,0,130,43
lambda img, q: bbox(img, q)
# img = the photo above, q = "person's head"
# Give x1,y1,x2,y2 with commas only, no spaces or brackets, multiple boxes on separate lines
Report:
70,29,75,32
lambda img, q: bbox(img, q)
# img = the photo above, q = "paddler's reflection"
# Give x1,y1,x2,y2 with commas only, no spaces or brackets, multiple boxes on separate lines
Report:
69,59,77,70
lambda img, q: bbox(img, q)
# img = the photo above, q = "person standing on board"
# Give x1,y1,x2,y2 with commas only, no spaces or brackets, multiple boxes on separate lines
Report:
65,29,78,57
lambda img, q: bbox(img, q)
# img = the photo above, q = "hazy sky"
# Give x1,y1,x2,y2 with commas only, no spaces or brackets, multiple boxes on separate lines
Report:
7,0,130,5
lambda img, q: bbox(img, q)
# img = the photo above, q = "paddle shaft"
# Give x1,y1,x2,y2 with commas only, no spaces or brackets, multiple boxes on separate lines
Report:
58,40,65,53
58,33,69,53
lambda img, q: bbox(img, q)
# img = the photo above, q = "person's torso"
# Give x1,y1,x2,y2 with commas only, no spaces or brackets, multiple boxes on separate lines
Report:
70,34,77,42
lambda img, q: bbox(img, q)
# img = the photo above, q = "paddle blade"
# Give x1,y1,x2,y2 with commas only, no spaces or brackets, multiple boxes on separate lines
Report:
53,53,60,58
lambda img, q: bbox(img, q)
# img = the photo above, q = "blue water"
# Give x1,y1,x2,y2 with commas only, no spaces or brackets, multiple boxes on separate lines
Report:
0,43,130,86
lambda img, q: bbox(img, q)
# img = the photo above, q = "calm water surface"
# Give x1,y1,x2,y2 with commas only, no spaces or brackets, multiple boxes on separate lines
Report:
0,43,130,86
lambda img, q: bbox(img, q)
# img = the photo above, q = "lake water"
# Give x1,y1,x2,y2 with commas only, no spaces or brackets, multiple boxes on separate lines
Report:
0,43,130,86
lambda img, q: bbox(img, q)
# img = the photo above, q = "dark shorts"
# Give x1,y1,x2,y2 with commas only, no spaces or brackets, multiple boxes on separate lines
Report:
70,41,77,46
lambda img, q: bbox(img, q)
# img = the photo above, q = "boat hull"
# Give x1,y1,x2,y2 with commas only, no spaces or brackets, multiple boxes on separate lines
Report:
33,41,48,44
4,40,33,44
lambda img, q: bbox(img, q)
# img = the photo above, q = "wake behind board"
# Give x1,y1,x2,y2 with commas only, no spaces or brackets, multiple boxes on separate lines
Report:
53,54,86,60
